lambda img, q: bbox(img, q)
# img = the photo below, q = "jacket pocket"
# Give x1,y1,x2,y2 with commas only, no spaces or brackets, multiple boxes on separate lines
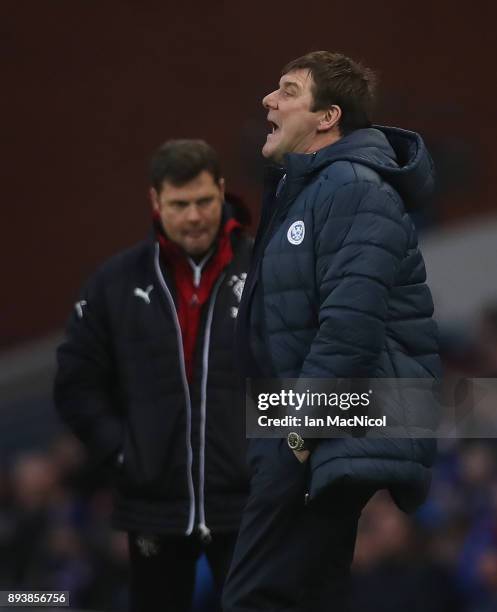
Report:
117,409,188,501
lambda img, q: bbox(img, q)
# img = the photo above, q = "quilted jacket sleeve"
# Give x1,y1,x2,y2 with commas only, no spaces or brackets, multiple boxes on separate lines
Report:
299,179,409,378
54,273,122,466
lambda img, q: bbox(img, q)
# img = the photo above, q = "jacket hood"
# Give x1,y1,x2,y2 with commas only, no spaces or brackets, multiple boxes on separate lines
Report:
284,125,435,205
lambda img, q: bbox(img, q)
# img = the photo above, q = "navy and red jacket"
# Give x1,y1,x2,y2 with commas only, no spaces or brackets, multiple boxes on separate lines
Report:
54,204,252,536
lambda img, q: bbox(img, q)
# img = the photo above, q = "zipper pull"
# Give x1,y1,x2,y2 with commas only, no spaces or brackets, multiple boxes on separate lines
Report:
198,523,212,544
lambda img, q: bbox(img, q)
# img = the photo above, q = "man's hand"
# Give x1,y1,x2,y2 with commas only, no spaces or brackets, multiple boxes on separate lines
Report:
293,449,310,463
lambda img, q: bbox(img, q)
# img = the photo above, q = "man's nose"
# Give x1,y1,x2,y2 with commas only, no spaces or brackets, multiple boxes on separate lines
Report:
262,90,277,109
186,204,201,222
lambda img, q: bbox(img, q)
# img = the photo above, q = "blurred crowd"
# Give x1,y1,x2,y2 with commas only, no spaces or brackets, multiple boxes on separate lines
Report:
351,302,497,612
1,307,497,611
0,434,221,611
0,436,129,610
352,440,497,612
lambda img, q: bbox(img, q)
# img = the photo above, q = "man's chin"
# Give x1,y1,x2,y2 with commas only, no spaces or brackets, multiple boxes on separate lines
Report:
183,240,211,258
262,143,283,164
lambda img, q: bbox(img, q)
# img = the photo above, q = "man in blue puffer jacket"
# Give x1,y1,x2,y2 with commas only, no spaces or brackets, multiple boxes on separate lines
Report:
222,51,441,612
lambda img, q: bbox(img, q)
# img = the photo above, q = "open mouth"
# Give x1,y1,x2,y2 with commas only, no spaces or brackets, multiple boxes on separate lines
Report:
268,120,280,136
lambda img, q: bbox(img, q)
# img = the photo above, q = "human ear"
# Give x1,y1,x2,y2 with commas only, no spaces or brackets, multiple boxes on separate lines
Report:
149,187,160,211
218,177,226,200
318,105,342,132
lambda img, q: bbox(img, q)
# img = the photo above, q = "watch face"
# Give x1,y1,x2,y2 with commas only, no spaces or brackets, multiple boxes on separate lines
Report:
287,432,302,450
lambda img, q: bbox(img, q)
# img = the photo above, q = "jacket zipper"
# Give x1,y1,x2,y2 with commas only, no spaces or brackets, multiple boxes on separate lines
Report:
153,243,196,536
197,272,226,543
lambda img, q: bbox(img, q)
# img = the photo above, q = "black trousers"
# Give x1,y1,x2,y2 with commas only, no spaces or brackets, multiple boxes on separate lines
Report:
222,439,375,612
128,530,237,612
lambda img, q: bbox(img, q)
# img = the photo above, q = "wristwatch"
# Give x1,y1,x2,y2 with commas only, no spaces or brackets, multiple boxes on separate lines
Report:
287,432,306,451
287,432,318,452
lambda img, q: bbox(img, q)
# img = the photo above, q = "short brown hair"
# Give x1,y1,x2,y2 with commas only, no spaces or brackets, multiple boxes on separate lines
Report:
282,51,377,135
149,139,222,191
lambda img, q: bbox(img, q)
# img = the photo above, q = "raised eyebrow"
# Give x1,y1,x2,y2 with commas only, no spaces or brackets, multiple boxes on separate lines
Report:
279,79,300,92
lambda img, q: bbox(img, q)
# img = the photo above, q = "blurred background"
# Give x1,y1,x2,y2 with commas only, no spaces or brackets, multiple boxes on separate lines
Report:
1,1,497,610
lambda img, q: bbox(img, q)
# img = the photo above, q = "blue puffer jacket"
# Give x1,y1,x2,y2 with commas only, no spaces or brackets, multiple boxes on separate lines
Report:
238,126,441,512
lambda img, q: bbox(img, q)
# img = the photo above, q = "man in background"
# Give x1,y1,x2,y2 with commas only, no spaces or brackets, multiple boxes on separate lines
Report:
223,51,440,611
55,139,252,611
